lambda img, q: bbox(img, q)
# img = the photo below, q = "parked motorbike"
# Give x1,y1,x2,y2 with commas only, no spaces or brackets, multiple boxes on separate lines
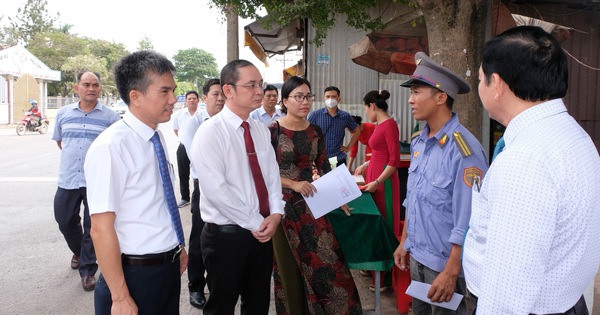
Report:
16,112,50,136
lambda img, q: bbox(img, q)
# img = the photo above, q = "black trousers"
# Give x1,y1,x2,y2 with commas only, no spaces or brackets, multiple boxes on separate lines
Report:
94,258,181,315
188,179,206,293
176,143,190,201
53,187,97,276
201,223,273,315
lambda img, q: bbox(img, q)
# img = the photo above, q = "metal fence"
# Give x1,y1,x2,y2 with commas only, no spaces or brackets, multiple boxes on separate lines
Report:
46,96,118,109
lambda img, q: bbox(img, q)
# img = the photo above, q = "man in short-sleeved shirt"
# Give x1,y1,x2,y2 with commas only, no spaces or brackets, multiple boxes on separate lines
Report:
52,71,120,292
394,52,488,315
249,84,284,125
172,91,199,207
307,86,360,167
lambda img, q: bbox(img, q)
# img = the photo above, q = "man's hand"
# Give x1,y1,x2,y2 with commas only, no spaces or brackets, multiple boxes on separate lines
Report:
427,270,458,303
340,145,350,153
179,247,188,276
111,291,138,315
340,204,353,216
393,245,409,271
252,214,282,243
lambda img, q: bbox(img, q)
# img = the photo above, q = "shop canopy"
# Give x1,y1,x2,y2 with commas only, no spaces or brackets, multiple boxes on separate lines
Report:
0,45,61,81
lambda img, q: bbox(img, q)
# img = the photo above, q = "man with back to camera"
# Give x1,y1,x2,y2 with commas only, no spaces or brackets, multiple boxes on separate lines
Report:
85,50,188,314
393,51,489,315
179,78,225,309
190,59,284,315
463,25,600,315
172,90,199,207
308,86,361,167
52,71,120,292
249,84,285,125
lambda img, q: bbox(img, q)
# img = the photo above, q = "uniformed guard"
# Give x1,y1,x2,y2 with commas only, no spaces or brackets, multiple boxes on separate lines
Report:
394,51,489,315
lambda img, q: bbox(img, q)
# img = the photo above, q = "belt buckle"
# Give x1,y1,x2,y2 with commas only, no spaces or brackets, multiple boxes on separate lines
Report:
171,246,182,263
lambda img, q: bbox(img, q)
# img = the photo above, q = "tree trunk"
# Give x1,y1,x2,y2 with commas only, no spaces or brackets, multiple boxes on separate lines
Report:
413,0,488,141
225,4,239,62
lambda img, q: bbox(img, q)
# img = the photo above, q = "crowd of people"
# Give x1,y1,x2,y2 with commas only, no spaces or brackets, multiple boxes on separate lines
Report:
53,25,600,315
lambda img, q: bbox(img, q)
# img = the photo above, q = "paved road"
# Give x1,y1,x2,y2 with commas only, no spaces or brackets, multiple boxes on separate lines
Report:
1,119,597,315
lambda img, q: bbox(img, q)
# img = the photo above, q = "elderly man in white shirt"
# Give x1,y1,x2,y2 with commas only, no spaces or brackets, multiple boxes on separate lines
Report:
463,26,600,315
249,84,285,125
190,59,284,315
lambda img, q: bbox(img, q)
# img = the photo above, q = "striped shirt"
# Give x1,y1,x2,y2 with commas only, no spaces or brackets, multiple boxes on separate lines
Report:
52,102,120,189
307,107,357,160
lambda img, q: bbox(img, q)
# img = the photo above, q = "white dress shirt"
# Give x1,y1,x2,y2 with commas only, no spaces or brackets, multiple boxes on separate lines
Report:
85,111,179,255
180,108,211,179
463,99,600,314
190,105,285,232
173,107,194,143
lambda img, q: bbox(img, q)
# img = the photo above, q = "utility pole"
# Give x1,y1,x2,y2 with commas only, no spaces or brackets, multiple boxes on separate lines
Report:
226,4,239,62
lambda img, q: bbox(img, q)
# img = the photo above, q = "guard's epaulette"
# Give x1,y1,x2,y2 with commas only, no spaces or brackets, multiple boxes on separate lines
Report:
453,131,473,157
411,130,422,139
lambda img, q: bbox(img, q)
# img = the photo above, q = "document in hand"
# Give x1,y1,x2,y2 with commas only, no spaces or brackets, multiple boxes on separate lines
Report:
303,166,362,219
405,281,463,311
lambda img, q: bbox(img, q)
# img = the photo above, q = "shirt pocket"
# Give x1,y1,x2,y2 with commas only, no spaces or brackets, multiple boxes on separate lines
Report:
423,171,453,213
406,163,419,192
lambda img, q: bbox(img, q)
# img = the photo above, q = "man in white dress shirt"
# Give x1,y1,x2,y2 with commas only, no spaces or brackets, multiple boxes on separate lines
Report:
190,59,284,315
463,26,600,314
85,50,188,314
173,91,199,207
179,78,225,309
249,84,285,125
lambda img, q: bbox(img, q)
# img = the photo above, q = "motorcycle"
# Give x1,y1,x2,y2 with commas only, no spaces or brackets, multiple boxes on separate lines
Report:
16,112,50,136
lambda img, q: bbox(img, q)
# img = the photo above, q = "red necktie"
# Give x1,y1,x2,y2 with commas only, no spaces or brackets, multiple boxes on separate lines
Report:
241,121,270,218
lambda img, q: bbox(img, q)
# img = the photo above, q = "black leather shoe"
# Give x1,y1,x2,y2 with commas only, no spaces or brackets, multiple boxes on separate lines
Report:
81,274,96,291
189,291,206,309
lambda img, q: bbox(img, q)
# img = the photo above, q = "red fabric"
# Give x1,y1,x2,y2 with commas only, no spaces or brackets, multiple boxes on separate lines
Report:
241,122,270,218
349,122,376,160
366,119,402,235
392,225,412,314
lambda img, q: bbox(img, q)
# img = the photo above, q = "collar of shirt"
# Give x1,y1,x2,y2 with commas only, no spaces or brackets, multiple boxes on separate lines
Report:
199,108,212,121
222,105,246,131
419,112,460,142
502,99,566,149
319,106,338,117
123,111,156,142
72,101,106,112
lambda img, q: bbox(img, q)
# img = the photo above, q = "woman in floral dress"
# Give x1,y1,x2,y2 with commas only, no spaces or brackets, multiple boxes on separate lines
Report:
269,76,362,315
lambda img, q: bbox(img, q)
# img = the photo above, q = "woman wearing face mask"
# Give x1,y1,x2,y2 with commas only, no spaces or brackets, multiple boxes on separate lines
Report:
354,90,402,291
269,76,362,315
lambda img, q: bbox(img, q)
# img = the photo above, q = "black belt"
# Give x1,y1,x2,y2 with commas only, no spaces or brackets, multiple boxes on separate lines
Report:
205,223,247,234
122,246,181,266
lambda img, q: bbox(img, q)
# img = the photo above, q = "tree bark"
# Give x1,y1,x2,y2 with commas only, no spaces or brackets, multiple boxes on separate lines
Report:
413,0,488,141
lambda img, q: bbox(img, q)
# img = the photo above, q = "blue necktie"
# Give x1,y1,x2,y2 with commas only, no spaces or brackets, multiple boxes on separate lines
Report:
150,132,185,246
492,136,505,162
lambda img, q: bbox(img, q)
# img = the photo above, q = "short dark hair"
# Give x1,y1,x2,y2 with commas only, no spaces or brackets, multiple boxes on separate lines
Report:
202,78,220,95
220,59,254,89
185,91,199,99
281,76,312,114
114,50,176,105
324,86,340,96
481,25,568,102
363,90,391,112
264,84,278,94
76,71,101,83
352,115,362,125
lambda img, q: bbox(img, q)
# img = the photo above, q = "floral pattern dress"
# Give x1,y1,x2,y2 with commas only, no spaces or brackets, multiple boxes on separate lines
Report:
269,122,362,315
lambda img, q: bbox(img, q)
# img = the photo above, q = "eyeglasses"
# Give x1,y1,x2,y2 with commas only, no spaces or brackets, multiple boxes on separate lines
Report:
291,94,314,102
229,82,267,90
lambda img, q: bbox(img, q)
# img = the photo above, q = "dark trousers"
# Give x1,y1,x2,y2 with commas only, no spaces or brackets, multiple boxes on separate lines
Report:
336,158,347,167
469,291,588,315
188,179,206,293
176,143,190,201
53,187,97,276
94,259,181,315
201,223,273,315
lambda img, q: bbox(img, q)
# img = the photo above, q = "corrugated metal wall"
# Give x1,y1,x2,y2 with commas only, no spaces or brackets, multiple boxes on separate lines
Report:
509,4,600,150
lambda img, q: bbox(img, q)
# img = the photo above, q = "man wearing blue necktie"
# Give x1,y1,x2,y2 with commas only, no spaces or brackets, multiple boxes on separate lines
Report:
85,50,188,314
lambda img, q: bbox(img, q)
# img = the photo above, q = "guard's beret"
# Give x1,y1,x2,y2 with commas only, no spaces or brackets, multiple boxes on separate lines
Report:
400,52,471,100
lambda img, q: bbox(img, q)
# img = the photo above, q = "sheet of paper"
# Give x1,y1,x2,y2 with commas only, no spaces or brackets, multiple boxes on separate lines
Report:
304,166,362,219
405,281,463,311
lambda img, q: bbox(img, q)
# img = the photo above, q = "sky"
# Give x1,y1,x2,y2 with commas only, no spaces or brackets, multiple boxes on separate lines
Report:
2,0,296,83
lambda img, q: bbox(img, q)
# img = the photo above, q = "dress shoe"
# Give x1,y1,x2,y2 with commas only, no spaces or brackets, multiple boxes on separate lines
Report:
189,291,206,309
81,274,96,291
70,255,80,270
